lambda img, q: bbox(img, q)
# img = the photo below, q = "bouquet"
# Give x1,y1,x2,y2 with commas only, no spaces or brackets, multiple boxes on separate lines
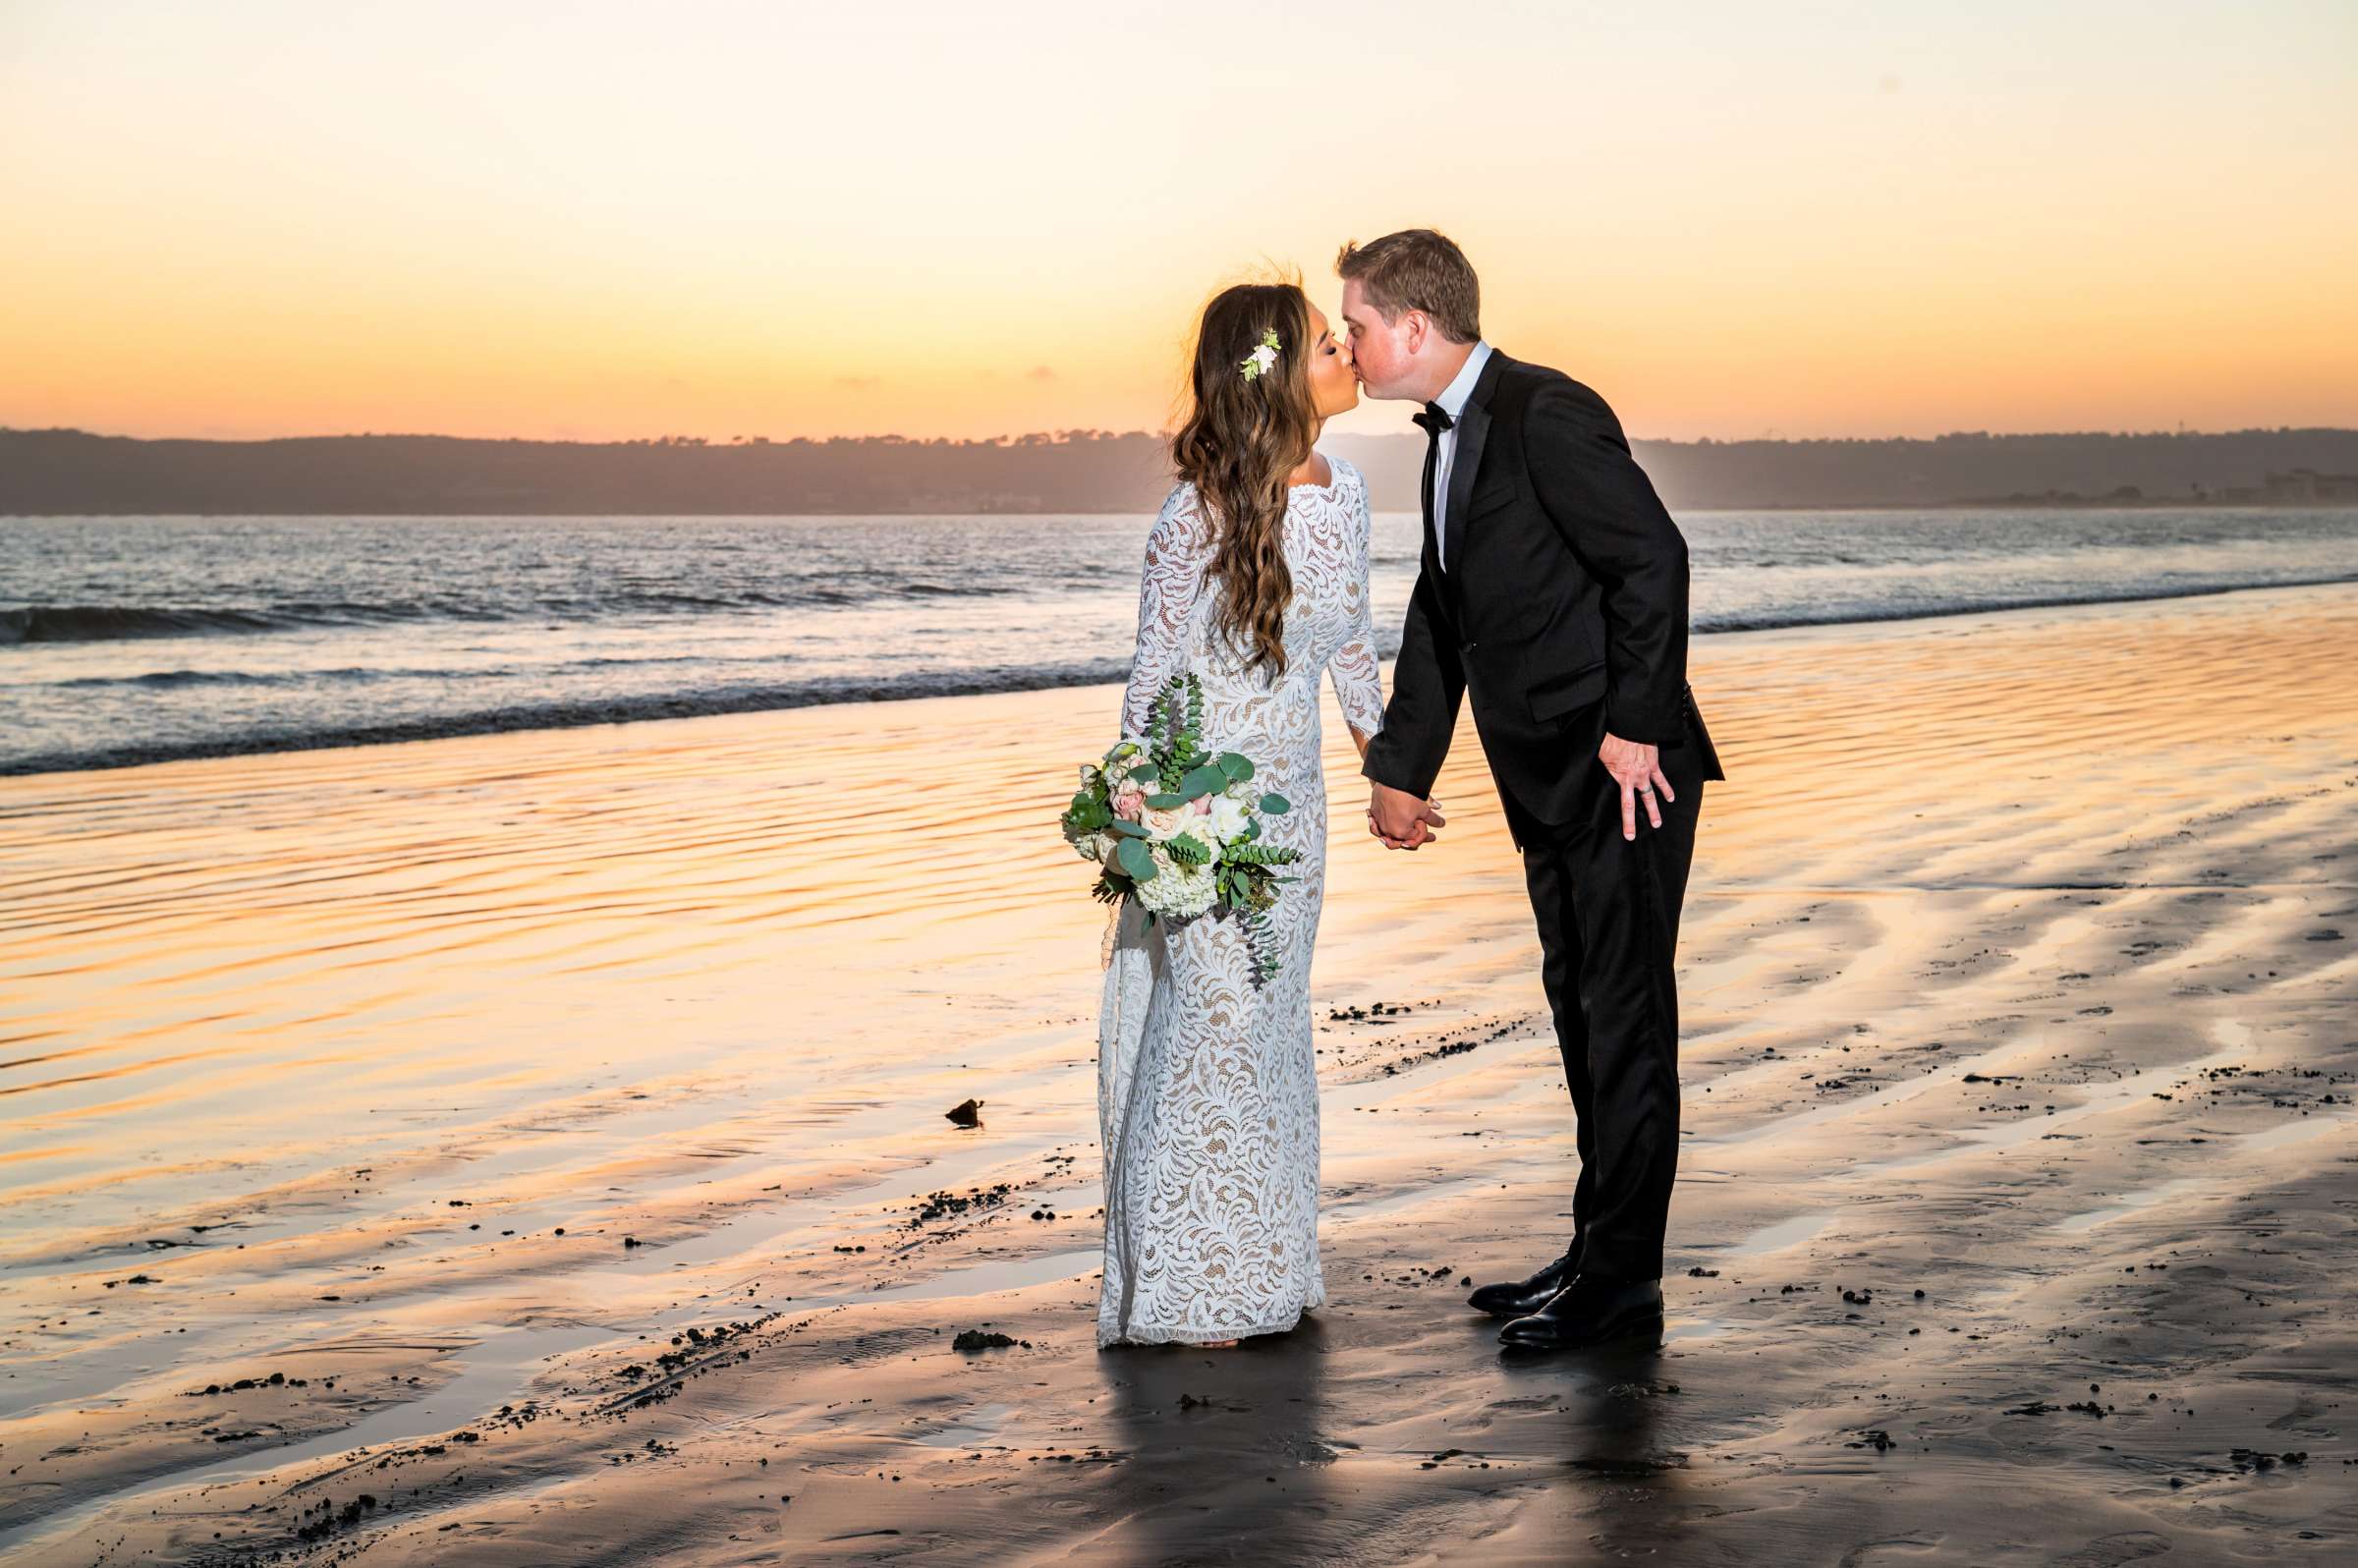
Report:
1060,673,1303,985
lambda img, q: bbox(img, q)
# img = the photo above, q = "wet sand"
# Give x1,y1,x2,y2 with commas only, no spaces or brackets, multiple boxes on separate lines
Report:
4,582,2353,1565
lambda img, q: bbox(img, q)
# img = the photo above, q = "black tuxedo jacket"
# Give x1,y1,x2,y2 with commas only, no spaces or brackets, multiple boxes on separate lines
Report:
1360,349,1725,833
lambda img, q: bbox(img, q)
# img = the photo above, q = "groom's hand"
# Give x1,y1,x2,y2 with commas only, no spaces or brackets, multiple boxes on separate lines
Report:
1600,733,1674,840
1369,782,1445,850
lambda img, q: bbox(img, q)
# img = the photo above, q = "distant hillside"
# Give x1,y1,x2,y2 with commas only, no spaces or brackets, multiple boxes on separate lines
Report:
6,424,2357,516
0,428,1179,517
1326,428,2358,512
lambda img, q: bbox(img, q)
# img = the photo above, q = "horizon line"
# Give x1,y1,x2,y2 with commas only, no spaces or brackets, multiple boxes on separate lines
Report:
9,421,2358,450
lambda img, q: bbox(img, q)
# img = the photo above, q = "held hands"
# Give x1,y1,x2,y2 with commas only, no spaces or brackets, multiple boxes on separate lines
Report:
1600,732,1674,840
1368,782,1446,851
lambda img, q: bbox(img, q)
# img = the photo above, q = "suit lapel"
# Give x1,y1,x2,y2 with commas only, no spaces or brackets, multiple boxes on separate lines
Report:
1441,402,1488,574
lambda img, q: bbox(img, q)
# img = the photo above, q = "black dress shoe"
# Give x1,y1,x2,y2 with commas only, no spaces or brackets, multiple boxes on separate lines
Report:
1497,1273,1663,1351
1466,1243,1583,1319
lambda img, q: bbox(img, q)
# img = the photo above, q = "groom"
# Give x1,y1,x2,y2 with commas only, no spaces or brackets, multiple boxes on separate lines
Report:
1341,228,1725,1352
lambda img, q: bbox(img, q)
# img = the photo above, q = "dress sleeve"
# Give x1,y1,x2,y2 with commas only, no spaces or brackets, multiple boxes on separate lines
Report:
1120,483,1209,741
1325,464,1386,741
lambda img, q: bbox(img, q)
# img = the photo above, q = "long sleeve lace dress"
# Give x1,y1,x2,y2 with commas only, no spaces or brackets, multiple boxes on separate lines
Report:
1095,457,1385,1347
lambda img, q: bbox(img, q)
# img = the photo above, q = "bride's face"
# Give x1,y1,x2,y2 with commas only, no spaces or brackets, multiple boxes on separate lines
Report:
1303,304,1358,419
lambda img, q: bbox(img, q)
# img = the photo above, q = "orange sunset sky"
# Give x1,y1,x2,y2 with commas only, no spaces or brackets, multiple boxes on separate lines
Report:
3,1,2353,446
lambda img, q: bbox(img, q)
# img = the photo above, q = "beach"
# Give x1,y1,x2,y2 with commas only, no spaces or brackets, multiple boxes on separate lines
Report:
4,581,2354,1564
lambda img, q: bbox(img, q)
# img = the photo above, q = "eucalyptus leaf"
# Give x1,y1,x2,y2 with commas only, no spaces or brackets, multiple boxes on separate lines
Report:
1214,753,1255,783
1107,818,1150,838
1144,792,1187,810
1115,836,1157,882
1180,765,1227,800
1259,792,1291,814
1126,763,1158,783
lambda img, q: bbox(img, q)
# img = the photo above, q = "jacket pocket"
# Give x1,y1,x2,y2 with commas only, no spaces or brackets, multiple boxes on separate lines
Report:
1527,660,1608,724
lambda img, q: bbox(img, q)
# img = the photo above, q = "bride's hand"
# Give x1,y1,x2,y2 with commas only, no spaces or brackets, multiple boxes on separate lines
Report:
1369,783,1445,849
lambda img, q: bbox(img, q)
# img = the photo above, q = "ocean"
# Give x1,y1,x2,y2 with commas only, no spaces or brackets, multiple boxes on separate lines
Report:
4,505,2355,776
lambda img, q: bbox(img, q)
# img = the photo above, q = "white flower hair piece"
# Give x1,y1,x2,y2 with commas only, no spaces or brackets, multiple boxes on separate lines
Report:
1238,329,1280,383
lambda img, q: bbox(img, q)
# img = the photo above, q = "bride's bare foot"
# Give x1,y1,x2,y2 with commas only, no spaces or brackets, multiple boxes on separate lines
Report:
1200,1337,1239,1349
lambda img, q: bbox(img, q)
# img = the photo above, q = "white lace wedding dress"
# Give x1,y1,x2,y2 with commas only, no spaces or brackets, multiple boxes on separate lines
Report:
1095,456,1385,1348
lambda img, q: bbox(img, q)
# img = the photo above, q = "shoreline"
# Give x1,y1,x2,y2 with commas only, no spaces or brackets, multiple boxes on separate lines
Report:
7,575,2355,780
4,581,2354,1563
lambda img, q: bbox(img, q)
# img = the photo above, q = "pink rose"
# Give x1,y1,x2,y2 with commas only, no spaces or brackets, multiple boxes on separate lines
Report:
1112,784,1146,821
1190,795,1211,815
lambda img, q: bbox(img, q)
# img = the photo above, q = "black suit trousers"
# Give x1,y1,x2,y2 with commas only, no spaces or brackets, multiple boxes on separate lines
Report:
1517,729,1707,1284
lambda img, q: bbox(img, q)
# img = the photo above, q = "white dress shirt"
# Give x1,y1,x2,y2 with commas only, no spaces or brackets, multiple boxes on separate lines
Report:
1430,339,1493,569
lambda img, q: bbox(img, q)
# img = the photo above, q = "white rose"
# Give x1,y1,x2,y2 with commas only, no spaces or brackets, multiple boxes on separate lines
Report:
1207,793,1252,844
1140,801,1192,840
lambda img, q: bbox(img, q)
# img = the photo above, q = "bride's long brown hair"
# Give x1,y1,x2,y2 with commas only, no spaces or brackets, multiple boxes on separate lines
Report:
1170,280,1318,678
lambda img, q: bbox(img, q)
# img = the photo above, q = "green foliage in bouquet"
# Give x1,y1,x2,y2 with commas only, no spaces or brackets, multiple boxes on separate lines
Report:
1164,832,1213,867
1113,835,1157,884
1059,673,1306,986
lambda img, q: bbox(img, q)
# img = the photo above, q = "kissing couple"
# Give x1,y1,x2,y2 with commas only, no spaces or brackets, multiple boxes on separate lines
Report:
1093,227,1725,1353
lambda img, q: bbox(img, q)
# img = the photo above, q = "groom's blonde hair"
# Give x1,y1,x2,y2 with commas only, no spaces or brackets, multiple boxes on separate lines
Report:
1335,229,1482,344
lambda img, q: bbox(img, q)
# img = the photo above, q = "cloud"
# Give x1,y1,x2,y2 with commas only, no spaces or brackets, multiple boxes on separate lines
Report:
1025,365,1056,383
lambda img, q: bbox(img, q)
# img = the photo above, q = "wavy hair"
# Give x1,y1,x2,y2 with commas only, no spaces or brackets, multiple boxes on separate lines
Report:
1169,280,1318,679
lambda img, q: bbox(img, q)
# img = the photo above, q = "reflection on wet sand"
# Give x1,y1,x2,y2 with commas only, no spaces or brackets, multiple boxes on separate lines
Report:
4,584,2355,1563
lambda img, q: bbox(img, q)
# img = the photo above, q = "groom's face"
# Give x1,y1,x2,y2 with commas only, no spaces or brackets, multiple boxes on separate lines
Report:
1339,279,1416,401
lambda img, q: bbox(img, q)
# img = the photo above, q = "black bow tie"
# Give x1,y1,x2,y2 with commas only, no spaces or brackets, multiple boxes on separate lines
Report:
1412,402,1454,436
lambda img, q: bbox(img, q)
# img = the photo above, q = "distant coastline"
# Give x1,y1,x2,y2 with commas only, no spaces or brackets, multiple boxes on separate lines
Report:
1939,471,2358,509
5,423,2358,517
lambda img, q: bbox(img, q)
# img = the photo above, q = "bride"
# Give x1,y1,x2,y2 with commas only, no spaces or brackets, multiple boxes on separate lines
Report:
1095,279,1390,1349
